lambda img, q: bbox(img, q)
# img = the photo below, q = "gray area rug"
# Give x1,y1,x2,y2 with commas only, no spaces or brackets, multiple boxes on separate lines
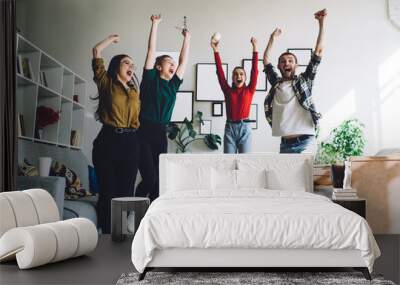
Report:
116,271,396,285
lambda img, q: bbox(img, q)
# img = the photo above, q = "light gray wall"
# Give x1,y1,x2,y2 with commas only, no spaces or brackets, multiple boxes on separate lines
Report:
16,0,400,163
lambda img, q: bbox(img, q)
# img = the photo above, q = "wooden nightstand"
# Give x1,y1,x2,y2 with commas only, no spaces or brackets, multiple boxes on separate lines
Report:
332,198,366,218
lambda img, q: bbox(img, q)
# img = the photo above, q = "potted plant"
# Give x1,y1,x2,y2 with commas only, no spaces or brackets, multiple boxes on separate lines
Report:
35,105,60,139
316,119,366,188
166,111,221,153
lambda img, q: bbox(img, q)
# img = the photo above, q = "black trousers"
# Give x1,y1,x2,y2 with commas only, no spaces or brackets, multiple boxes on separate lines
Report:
135,119,167,201
92,125,140,234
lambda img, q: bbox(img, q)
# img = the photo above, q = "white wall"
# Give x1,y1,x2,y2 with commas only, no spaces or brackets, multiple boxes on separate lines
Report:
16,0,400,163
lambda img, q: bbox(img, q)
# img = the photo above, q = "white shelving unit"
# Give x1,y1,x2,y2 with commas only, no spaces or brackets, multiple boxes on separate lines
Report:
16,34,86,150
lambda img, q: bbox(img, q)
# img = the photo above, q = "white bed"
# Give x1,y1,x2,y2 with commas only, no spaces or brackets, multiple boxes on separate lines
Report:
131,154,380,280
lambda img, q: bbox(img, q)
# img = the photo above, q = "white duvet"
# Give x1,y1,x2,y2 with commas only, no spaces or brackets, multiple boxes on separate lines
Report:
131,189,380,273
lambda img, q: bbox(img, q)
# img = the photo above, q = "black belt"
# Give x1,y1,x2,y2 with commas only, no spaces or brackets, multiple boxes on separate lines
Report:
226,119,251,124
102,124,138,134
281,134,313,144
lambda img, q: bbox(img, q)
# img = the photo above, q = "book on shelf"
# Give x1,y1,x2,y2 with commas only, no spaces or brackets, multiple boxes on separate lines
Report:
17,113,25,136
70,130,80,146
20,56,33,80
40,71,48,87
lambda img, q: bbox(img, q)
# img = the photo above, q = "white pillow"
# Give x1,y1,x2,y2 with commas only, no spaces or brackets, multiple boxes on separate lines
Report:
167,163,212,191
211,168,237,190
236,169,268,189
266,167,307,192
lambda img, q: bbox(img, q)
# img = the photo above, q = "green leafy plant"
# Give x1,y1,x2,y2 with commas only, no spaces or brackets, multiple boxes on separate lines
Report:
166,111,221,153
316,119,366,165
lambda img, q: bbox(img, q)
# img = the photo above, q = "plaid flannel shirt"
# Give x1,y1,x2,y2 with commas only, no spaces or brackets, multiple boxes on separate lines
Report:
263,53,322,130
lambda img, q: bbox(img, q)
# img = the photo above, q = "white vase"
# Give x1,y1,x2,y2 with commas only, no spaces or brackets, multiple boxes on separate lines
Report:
39,157,52,177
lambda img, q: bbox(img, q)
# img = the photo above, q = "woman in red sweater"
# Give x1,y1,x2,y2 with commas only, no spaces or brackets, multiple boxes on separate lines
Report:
211,36,258,153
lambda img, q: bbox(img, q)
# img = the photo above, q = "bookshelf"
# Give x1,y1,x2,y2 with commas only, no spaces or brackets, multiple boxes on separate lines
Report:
16,34,86,150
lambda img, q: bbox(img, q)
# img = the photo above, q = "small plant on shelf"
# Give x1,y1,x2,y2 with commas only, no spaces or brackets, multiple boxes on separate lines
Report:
166,111,221,153
35,105,60,139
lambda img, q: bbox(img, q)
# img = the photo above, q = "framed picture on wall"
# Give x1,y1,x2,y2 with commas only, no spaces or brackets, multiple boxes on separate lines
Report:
287,48,312,66
170,91,193,123
212,102,223,116
199,120,212,134
242,59,267,91
196,63,227,101
248,104,258,130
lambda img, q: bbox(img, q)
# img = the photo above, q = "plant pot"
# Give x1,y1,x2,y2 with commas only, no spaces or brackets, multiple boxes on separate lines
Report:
331,164,345,188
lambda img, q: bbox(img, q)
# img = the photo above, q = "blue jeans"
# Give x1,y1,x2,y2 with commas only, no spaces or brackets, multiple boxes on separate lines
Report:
280,135,316,154
224,121,252,153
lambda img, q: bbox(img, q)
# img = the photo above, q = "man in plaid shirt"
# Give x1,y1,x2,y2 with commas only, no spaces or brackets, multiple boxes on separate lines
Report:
263,9,327,153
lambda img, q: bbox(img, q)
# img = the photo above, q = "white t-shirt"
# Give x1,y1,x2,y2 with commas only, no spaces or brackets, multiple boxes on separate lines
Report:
272,81,315,137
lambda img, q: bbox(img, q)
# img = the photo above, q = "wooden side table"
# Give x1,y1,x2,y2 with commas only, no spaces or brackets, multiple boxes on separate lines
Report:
332,198,366,218
111,197,150,242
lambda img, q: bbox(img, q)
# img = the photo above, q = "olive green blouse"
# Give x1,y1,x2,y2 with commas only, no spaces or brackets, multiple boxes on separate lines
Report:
92,58,140,128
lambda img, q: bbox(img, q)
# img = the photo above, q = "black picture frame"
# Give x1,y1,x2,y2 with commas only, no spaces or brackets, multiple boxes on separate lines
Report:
170,91,194,123
212,102,223,117
242,59,267,91
199,120,212,134
248,104,258,130
196,63,228,102
287,48,312,66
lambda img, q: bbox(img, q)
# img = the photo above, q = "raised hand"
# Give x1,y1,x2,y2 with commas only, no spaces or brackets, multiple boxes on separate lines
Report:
271,28,282,39
182,28,191,38
314,9,327,22
251,37,257,46
151,14,162,23
210,36,220,51
108,34,120,44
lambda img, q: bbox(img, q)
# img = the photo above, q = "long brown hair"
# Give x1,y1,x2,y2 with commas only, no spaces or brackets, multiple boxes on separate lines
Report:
92,54,139,122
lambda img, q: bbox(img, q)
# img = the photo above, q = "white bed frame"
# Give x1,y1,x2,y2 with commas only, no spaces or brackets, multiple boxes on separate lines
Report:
139,154,371,280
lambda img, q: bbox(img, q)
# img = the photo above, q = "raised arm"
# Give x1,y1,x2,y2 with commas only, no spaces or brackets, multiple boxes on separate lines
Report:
211,37,230,93
313,9,327,56
175,29,191,80
144,14,161,70
263,28,281,66
248,37,259,92
92,34,120,58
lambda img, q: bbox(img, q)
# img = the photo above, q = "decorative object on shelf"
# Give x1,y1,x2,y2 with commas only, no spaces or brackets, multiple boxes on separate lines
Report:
242,59,267,91
343,161,352,189
196,63,227,101
170,91,193,123
70,130,80,146
38,157,52,177
199,120,212,134
249,104,258,129
212,102,223,116
286,48,312,66
315,119,366,188
388,0,400,29
35,105,60,139
167,111,221,153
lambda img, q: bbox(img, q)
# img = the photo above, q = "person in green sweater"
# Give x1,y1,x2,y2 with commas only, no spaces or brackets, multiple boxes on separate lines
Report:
135,14,190,201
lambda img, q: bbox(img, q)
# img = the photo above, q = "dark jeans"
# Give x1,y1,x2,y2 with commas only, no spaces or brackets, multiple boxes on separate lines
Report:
280,135,316,154
92,125,140,234
135,119,167,202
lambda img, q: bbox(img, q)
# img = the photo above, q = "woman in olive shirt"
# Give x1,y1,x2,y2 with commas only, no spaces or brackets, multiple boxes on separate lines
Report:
92,34,140,234
135,15,190,201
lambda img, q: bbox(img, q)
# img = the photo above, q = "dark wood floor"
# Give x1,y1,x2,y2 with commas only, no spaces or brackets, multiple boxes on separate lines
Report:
1,235,399,285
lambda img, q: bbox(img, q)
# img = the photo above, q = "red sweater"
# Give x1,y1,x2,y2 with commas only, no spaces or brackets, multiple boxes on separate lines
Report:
214,51,258,120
